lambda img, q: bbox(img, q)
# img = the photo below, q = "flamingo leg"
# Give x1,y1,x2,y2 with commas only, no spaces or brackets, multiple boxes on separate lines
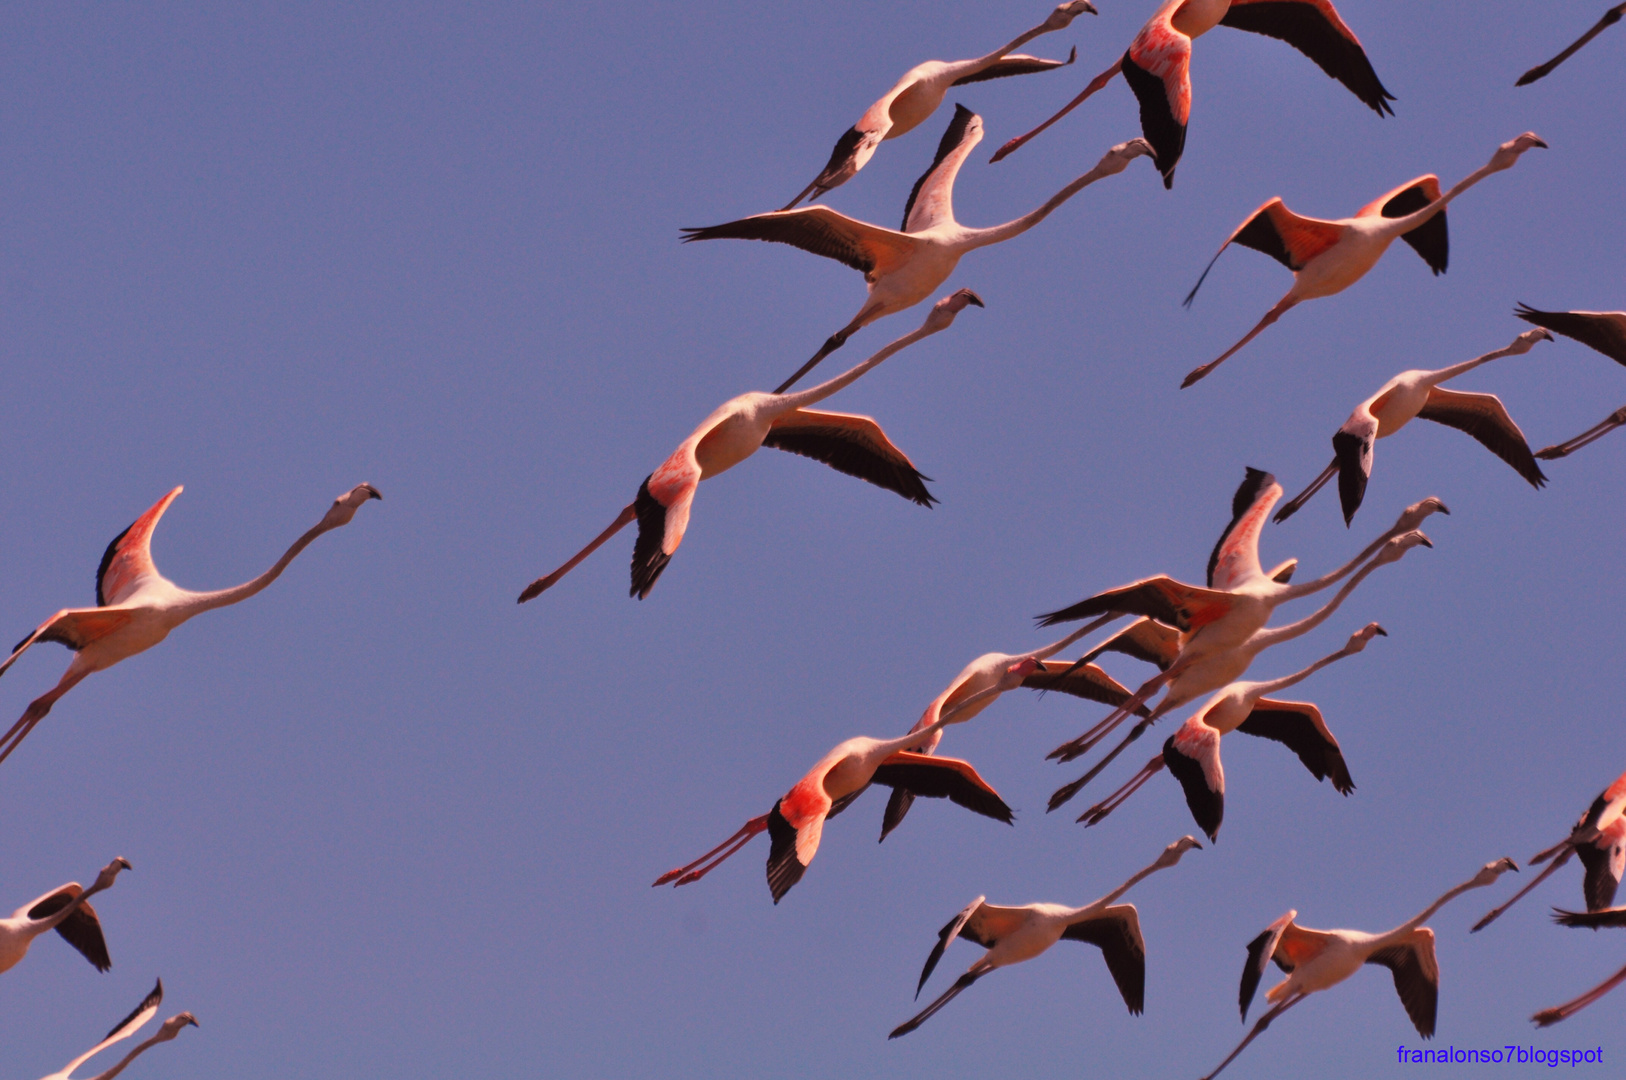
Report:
1535,406,1626,460
1533,958,1626,1027
888,966,989,1038
773,307,877,394
1517,4,1626,86
1274,458,1340,523
1182,297,1299,389
652,815,770,887
1047,669,1172,763
1471,849,1572,932
518,503,637,602
988,59,1123,163
1048,706,1166,812
0,678,81,768
1201,993,1307,1080
1079,754,1166,825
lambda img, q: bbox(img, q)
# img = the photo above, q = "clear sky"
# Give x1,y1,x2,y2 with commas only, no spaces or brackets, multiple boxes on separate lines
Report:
2,3,1622,1078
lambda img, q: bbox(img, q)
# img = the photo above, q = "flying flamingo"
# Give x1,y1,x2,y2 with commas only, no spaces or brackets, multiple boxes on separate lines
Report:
1077,623,1380,839
1274,328,1552,526
1473,767,1626,933
1032,470,1440,765
1513,305,1626,461
38,978,196,1080
518,290,980,603
1045,528,1429,812
889,835,1202,1038
1202,858,1521,1079
0,483,381,768
683,116,1152,392
651,662,1036,904
781,1,1096,209
1517,4,1626,86
1179,132,1549,388
989,0,1394,185
878,624,1149,840
1533,905,1626,1027
1,858,130,975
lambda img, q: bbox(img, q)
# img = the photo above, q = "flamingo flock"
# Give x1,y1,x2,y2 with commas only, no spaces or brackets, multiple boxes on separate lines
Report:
15,1,1626,1075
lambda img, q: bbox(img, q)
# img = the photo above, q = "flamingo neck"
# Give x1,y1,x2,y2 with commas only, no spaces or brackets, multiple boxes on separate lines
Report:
1424,342,1524,388
1031,623,1095,661
772,324,935,413
1247,644,1357,698
1376,162,1498,240
964,162,1115,249
86,1036,162,1080
1255,559,1382,650
1078,851,1171,915
181,521,335,616
1388,877,1487,941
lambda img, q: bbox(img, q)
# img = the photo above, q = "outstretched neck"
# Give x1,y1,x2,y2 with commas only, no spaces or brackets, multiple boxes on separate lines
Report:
87,1036,163,1080
1031,623,1096,661
183,521,335,615
1391,876,1491,939
1378,163,1497,240
1248,644,1358,699
773,324,935,412
965,162,1113,249
1255,558,1382,650
1080,851,1173,914
1280,528,1398,599
1424,342,1525,387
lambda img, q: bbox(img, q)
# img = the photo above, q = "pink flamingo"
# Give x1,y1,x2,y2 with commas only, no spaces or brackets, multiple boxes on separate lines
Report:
1474,767,1626,932
652,663,1036,904
889,836,1203,1037
989,0,1393,185
783,1,1096,209
1180,133,1548,388
518,290,980,603
39,979,196,1080
0,483,381,767
1274,328,1552,525
1077,623,1380,840
1,858,131,976
1203,858,1519,1078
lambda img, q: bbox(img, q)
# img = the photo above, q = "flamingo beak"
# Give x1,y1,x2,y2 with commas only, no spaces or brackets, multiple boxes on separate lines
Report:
1374,626,1388,636
963,290,985,308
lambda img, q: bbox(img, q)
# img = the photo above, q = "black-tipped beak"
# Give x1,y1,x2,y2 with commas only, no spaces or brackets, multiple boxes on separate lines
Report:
1375,626,1388,636
1418,535,1434,548
964,290,985,308
1532,137,1550,149
366,485,383,500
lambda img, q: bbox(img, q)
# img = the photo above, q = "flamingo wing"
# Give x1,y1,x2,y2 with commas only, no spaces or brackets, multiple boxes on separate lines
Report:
1062,904,1147,1014
1220,0,1395,115
630,461,698,601
60,979,162,1078
952,48,1076,86
1553,905,1626,928
764,410,935,506
1355,174,1448,274
680,206,916,279
1078,617,1182,672
1366,927,1439,1038
27,885,113,972
1515,305,1626,366
1235,698,1354,794
3,608,137,677
1037,576,1234,632
1122,18,1191,187
1240,911,1299,1020
1577,834,1625,912
1025,660,1146,714
1332,402,1380,525
1207,468,1282,590
1417,387,1546,488
1163,719,1224,841
96,487,182,606
766,758,839,904
1184,198,1346,306
917,895,987,994
900,104,983,232
872,751,1014,825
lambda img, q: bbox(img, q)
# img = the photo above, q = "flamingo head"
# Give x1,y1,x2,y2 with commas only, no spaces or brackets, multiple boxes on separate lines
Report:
93,856,133,891
921,288,985,333
1393,496,1449,534
1097,138,1154,176
155,1013,200,1041
1512,327,1553,353
1488,132,1548,172
1155,835,1204,868
1001,656,1043,688
1046,0,1098,28
1373,530,1431,566
320,483,384,530
1345,622,1387,653
1471,857,1520,887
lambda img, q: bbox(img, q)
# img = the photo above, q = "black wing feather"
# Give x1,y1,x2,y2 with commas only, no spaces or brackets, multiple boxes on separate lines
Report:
1062,911,1146,1014
762,425,935,506
1236,704,1354,794
1220,2,1395,115
1366,944,1438,1038
1381,185,1448,275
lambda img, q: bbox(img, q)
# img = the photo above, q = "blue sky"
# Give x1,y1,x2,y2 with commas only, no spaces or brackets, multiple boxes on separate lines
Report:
2,3,1622,1077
